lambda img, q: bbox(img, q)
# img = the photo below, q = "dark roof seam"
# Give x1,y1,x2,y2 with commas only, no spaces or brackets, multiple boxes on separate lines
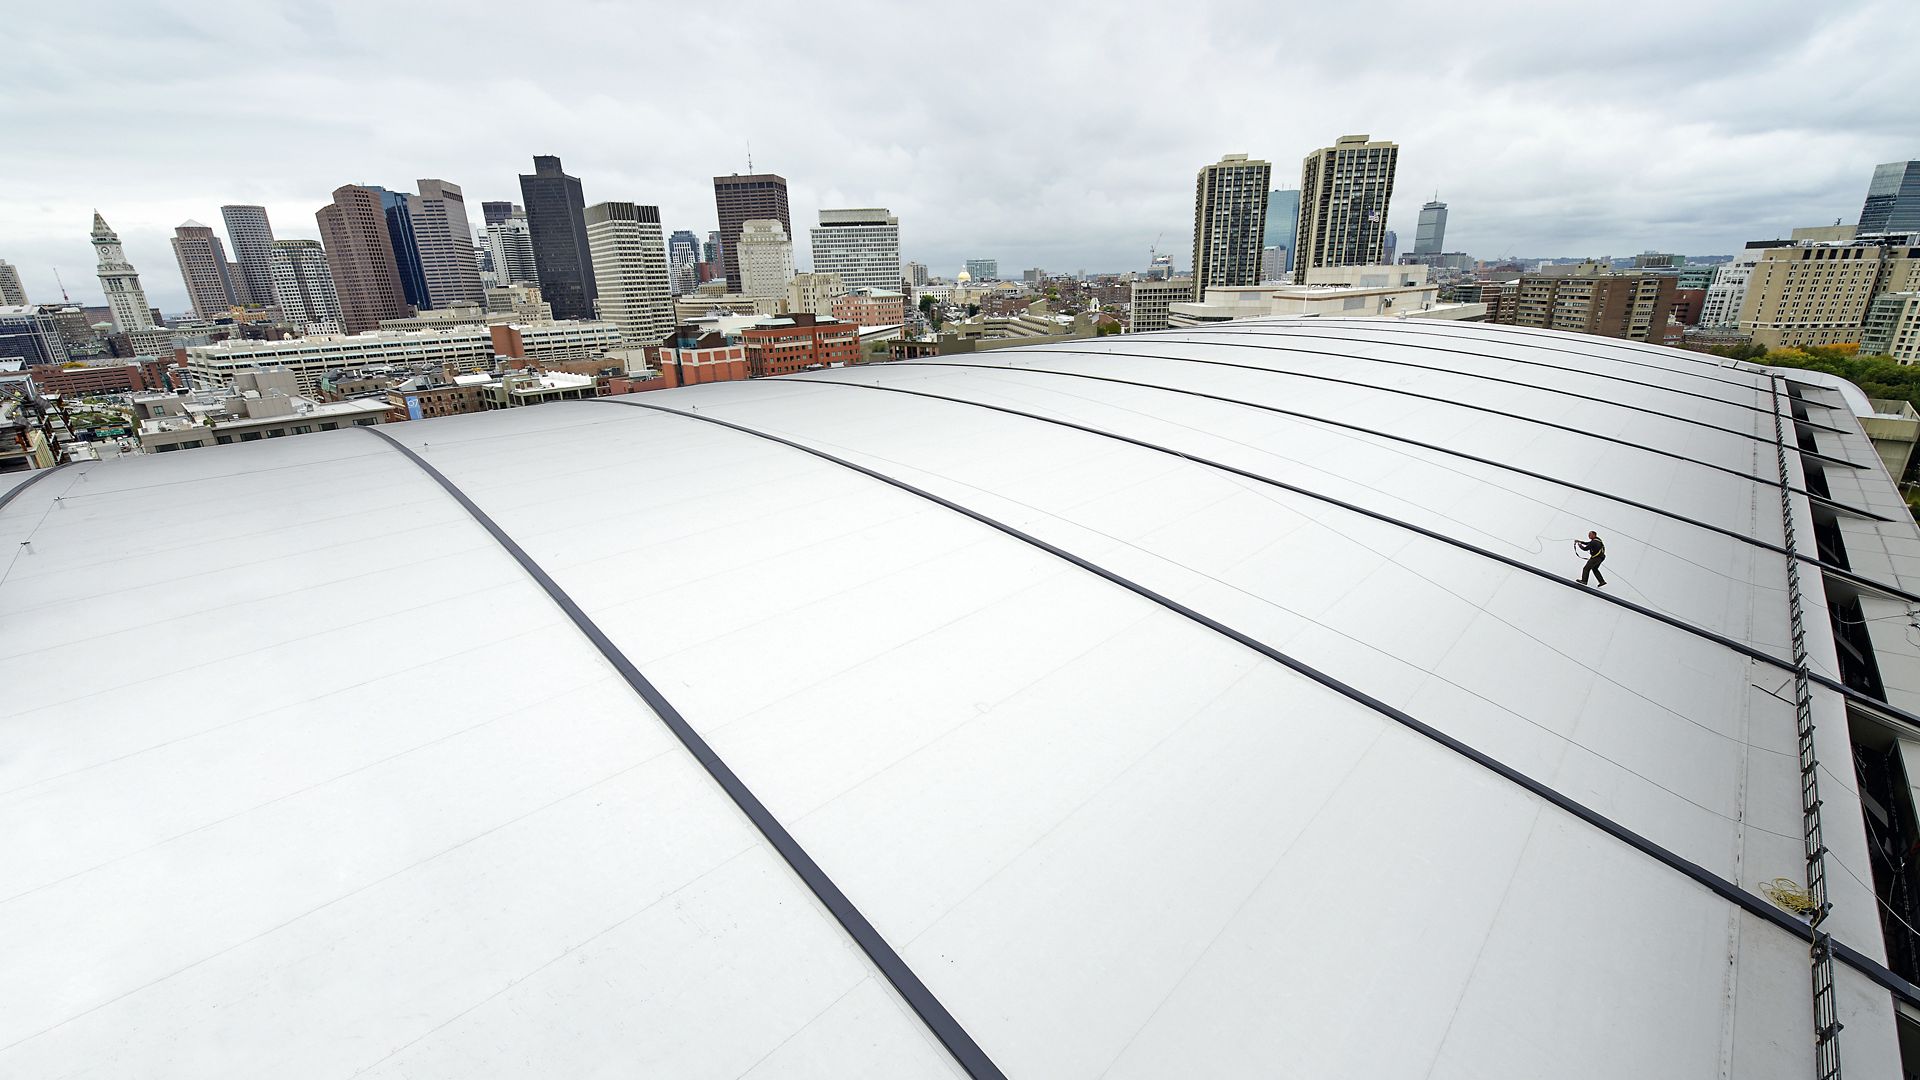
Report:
1056,335,1857,452
786,376,1920,729
1012,346,1799,492
358,427,1007,1080
910,358,1917,599
904,359,1790,553
1289,318,1766,379
578,395,1920,1007
1190,325,1842,429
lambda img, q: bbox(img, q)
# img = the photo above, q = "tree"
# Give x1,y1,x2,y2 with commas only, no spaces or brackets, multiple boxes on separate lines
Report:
966,303,980,317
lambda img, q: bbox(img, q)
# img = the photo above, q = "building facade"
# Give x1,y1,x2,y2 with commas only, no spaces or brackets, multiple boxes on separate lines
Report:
965,259,998,281
91,212,155,334
519,156,597,321
480,201,517,228
1700,246,1772,329
316,185,411,335
1859,161,1920,236
219,205,275,309
583,201,671,351
1862,292,1920,362
484,214,539,287
831,288,906,327
1295,134,1399,282
1262,190,1300,281
1191,154,1272,301
1414,200,1448,257
668,230,700,296
1498,266,1677,342
0,306,70,366
787,272,847,318
1738,240,1920,349
269,240,345,335
737,219,794,299
1129,278,1195,333
740,313,859,377
809,209,901,293
170,221,236,319
412,179,484,309
713,173,791,294
0,260,26,306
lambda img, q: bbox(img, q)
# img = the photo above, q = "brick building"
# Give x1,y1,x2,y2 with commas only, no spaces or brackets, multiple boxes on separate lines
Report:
831,288,907,327
741,314,859,377
656,326,750,387
1495,267,1675,342
29,357,178,396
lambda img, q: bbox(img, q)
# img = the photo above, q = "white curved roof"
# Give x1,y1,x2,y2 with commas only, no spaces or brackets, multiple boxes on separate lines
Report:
3,318,1917,1077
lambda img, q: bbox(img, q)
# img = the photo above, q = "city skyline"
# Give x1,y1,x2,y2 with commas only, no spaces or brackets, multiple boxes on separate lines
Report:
5,1,1915,313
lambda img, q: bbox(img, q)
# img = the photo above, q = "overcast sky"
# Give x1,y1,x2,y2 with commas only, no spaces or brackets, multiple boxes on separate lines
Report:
6,0,1914,314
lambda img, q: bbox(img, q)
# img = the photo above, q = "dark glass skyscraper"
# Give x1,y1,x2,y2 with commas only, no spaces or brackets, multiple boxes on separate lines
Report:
366,186,430,310
519,156,597,320
481,201,517,228
713,173,790,293
1858,161,1920,235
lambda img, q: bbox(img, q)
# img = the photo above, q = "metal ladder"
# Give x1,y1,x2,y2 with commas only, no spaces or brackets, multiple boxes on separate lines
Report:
1772,375,1842,1080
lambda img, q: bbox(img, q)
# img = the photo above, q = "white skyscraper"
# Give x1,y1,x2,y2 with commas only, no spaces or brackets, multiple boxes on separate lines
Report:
270,239,345,335
413,179,484,307
584,201,673,348
1701,246,1765,329
0,259,27,306
737,219,794,299
91,211,155,333
809,209,900,293
485,215,539,287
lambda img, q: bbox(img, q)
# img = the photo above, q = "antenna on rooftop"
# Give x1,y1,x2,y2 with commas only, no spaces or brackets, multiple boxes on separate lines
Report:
747,140,754,175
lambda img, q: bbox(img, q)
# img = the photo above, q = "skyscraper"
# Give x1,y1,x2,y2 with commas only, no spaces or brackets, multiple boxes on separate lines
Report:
412,179,484,308
171,221,236,318
736,219,794,299
220,205,276,310
1191,154,1272,300
519,156,596,320
1414,200,1448,257
668,229,700,296
485,214,539,287
1858,161,1920,235
364,186,430,310
1262,189,1300,282
269,240,345,335
713,173,790,293
0,260,27,306
584,201,672,347
965,259,999,280
809,209,901,293
481,201,518,229
91,211,155,333
316,185,410,334
1384,230,1398,265
1295,134,1399,282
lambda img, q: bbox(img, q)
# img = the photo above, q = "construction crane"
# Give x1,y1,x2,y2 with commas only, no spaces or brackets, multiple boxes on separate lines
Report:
1148,231,1164,269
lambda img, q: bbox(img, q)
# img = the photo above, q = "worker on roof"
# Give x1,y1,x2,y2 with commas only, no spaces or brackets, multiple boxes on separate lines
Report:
1575,532,1607,588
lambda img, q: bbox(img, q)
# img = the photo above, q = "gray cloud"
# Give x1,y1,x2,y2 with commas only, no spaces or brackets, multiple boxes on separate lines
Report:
4,0,1912,313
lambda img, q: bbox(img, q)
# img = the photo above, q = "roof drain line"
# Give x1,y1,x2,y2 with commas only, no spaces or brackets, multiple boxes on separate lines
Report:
1773,375,1843,1080
359,428,1007,1080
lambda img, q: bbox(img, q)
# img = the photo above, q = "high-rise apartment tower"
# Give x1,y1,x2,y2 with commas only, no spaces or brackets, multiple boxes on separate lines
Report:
1295,134,1399,281
1191,154,1272,300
